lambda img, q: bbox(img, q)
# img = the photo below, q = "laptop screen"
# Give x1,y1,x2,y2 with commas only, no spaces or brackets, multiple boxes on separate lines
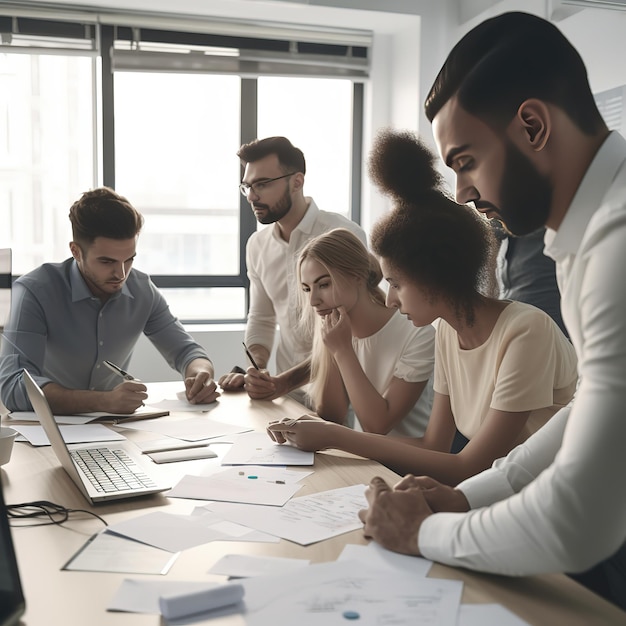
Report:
0,479,25,626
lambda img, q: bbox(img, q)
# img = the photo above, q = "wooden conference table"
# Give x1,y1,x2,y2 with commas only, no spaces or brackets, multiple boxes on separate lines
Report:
1,386,624,626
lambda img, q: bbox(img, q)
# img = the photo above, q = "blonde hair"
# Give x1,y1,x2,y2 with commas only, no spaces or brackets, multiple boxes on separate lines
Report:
297,228,385,411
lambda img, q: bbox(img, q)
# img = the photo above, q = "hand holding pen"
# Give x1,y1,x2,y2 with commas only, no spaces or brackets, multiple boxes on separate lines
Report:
103,360,141,381
241,342,285,400
102,360,148,413
242,342,261,370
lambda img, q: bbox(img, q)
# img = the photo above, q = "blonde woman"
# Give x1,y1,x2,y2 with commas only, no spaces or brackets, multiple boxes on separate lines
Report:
298,228,435,437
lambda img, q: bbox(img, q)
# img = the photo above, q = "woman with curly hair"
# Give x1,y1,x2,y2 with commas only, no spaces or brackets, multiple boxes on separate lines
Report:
268,129,578,486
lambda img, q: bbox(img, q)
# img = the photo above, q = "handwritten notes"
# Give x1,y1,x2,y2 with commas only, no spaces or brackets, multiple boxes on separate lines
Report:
206,484,367,545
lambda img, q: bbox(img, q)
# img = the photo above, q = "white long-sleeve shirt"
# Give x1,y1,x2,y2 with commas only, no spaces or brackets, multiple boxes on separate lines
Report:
419,131,626,575
245,197,366,375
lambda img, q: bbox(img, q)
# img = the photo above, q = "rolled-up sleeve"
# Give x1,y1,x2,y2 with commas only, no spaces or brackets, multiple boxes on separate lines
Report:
0,283,53,411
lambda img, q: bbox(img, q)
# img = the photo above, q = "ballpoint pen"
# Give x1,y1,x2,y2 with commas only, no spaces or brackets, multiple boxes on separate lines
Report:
242,342,260,370
103,360,140,381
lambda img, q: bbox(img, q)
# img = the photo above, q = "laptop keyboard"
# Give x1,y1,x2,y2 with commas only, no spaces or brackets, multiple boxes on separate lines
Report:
71,448,157,493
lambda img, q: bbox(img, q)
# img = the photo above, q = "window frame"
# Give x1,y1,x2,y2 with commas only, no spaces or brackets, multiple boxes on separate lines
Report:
3,15,367,324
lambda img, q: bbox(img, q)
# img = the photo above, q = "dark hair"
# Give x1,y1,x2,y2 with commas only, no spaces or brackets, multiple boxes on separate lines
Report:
237,136,306,175
425,11,605,135
68,187,144,245
369,129,496,325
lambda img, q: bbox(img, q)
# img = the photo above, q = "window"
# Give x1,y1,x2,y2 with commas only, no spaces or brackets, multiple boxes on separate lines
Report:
0,52,95,273
0,11,370,323
258,77,354,219
114,71,244,321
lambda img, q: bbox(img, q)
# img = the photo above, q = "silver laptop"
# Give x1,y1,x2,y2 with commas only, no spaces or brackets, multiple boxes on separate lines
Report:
23,369,170,504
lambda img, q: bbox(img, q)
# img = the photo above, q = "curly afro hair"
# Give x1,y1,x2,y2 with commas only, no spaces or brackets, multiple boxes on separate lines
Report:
369,128,496,326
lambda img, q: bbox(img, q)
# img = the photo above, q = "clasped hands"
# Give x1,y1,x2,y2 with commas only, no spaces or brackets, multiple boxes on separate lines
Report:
357,474,470,555
266,414,333,451
184,370,220,404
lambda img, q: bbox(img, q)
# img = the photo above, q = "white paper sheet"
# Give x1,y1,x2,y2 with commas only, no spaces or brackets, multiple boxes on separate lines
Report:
117,416,252,441
108,579,218,614
221,431,314,466
458,604,530,625
141,382,217,413
208,553,310,578
167,466,304,506
12,424,126,446
241,560,463,626
204,465,313,484
63,531,179,575
106,511,240,552
206,484,367,545
190,509,279,544
148,393,217,413
338,542,433,578
107,509,279,553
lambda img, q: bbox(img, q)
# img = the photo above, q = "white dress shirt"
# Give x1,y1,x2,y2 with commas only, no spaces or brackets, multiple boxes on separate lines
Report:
245,198,366,376
418,132,626,575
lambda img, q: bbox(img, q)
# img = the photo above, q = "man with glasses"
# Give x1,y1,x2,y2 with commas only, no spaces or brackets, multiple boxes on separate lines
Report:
219,136,366,403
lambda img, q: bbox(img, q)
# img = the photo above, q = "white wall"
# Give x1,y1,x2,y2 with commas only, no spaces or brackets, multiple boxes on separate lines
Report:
128,324,238,381
558,9,626,95
449,1,626,113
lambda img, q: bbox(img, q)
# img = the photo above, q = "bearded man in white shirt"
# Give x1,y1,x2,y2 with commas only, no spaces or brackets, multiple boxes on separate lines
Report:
218,136,366,403
358,11,626,609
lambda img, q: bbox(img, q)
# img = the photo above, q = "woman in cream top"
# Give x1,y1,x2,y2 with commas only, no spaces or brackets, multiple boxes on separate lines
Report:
435,300,576,446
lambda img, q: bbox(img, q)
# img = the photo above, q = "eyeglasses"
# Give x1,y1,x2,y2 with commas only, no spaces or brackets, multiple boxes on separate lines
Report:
239,172,296,197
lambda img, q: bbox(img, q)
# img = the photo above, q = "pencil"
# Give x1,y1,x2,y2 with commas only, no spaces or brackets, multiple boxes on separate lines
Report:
242,342,260,370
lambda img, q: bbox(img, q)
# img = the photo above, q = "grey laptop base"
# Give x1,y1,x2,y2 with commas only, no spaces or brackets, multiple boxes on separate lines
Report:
22,369,169,504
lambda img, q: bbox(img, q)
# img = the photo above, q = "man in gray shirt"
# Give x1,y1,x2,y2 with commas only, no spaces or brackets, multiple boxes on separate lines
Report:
493,223,567,336
0,187,218,414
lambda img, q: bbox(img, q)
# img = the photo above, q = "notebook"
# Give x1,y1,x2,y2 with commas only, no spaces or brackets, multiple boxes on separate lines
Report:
0,478,26,626
22,369,170,504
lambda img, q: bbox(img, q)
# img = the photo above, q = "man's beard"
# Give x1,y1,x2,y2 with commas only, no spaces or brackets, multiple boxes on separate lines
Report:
255,187,292,225
476,140,552,237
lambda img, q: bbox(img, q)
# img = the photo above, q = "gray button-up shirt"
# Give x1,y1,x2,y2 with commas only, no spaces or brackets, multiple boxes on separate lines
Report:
0,258,209,411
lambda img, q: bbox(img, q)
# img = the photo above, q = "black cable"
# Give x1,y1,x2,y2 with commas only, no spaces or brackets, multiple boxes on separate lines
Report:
6,500,108,528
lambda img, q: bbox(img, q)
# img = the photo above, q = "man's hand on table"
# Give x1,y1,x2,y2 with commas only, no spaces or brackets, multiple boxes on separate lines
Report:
357,475,470,555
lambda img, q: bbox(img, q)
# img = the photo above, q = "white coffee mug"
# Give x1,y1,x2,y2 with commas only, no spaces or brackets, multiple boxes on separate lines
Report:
0,426,18,465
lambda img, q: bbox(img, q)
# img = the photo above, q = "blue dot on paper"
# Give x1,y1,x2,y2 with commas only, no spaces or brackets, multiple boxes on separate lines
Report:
342,611,360,620
247,475,258,479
